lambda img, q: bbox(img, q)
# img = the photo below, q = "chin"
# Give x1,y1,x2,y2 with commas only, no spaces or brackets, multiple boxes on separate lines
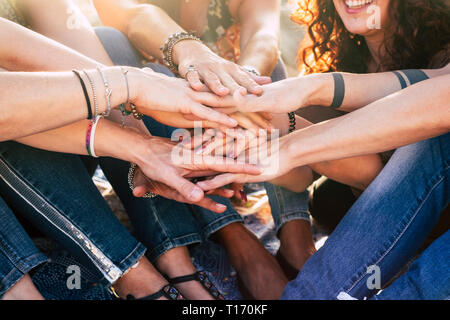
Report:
333,0,390,36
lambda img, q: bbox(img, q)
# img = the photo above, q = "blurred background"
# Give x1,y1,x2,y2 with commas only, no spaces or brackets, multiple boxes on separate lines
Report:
74,0,305,76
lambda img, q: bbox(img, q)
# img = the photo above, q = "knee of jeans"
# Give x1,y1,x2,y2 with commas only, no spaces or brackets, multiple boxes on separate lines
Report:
94,26,142,67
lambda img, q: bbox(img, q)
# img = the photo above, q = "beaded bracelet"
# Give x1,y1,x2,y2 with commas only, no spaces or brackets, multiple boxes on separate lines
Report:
161,31,202,73
128,163,157,198
288,112,296,133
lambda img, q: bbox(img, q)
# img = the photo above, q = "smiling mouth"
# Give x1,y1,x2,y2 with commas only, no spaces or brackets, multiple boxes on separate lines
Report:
345,0,375,10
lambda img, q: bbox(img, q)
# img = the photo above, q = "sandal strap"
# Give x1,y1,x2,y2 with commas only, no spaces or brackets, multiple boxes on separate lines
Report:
126,284,185,300
168,271,225,300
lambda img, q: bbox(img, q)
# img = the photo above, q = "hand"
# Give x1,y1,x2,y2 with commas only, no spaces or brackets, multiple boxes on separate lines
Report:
128,67,238,128
232,76,324,114
132,135,262,203
196,138,293,191
173,40,271,96
132,167,235,213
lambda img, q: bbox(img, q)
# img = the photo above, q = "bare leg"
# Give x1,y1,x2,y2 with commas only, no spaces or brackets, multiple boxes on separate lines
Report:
213,222,288,300
278,220,317,271
155,246,215,300
112,256,170,300
2,274,44,300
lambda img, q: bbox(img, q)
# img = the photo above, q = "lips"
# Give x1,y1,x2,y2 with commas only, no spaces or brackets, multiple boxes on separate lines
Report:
344,0,375,11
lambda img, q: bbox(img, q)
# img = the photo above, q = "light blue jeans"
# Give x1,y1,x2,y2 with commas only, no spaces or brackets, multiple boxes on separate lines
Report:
282,133,450,300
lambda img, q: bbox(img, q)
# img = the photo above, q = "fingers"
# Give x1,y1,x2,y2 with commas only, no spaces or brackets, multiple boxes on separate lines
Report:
185,68,205,91
246,113,274,132
189,103,238,128
161,173,205,202
193,156,261,175
206,188,235,198
250,74,272,85
200,71,230,96
233,69,263,95
197,173,245,191
220,73,247,96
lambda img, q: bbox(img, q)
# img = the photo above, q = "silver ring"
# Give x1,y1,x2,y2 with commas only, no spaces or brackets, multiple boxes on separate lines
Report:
184,65,198,78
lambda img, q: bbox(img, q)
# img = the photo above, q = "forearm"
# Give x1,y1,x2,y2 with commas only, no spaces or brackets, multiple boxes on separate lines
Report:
306,65,450,112
238,33,279,76
17,118,146,164
16,0,113,65
286,75,450,168
1,68,127,141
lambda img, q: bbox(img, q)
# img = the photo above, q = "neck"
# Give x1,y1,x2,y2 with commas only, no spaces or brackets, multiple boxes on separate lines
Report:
364,30,386,69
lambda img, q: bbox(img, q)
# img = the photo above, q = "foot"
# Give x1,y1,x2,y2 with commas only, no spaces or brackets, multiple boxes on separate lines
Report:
155,247,216,300
113,257,171,300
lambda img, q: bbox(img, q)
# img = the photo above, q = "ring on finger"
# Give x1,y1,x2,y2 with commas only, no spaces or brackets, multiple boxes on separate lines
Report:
184,65,198,78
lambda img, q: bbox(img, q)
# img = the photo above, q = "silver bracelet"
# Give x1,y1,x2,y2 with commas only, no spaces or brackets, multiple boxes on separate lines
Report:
96,67,112,117
127,163,157,198
242,65,261,77
161,31,201,73
82,70,99,119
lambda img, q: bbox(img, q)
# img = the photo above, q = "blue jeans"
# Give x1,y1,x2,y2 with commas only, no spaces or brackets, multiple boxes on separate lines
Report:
372,230,449,300
95,27,309,260
281,133,450,300
0,144,146,286
0,196,48,297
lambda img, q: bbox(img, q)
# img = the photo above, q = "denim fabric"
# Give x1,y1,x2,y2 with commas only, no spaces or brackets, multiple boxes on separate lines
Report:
0,196,48,297
372,230,450,300
98,116,243,262
0,143,146,286
282,133,450,300
95,26,305,261
265,183,311,235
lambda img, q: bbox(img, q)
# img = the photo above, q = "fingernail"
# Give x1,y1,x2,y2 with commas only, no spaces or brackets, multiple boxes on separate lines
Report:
217,204,227,210
228,151,235,159
195,145,206,155
240,190,248,203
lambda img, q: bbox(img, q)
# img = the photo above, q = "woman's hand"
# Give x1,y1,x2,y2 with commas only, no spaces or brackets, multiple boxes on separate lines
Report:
128,67,238,128
131,135,262,203
232,75,328,114
196,137,293,191
132,167,235,213
173,40,271,96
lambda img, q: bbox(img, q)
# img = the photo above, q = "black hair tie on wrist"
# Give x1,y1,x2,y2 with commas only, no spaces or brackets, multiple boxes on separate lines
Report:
330,73,345,109
73,70,93,120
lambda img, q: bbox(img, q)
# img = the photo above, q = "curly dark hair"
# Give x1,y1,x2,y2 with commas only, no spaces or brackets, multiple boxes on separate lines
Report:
291,0,450,74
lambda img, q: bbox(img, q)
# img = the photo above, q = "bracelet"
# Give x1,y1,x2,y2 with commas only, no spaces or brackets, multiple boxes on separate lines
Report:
129,103,143,120
128,163,157,198
161,31,202,73
72,70,93,120
83,70,99,118
288,112,296,133
242,65,261,77
120,68,132,127
330,73,345,109
393,69,429,89
96,67,112,117
85,116,102,158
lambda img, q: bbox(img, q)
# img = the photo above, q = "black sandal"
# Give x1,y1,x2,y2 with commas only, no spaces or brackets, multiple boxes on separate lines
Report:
168,271,225,300
122,284,185,300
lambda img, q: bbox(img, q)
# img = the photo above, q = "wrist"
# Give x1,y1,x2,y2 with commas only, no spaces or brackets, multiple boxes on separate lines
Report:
172,39,208,65
305,73,334,107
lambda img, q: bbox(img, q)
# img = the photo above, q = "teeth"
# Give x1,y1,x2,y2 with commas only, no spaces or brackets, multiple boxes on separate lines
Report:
345,0,373,8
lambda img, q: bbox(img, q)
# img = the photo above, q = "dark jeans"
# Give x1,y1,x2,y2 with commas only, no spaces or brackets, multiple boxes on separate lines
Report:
0,144,146,286
282,134,450,300
0,196,48,297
